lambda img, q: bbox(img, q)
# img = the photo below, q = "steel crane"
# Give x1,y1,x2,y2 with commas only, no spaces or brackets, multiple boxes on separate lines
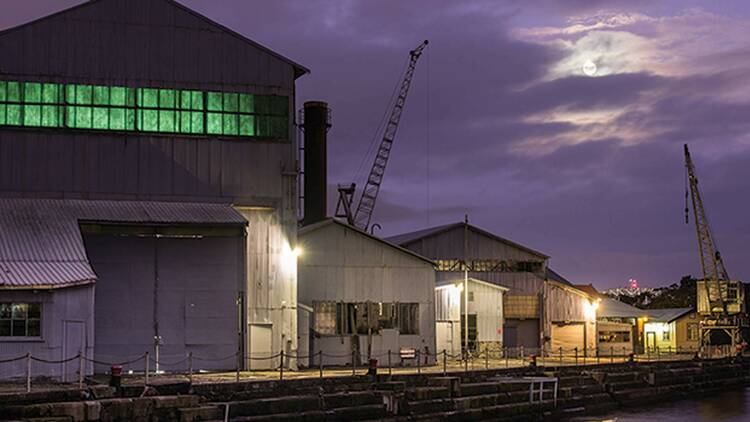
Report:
336,40,429,231
684,144,746,351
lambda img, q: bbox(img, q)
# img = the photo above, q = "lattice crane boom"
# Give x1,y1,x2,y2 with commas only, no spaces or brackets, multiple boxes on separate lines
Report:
684,144,730,314
351,40,429,231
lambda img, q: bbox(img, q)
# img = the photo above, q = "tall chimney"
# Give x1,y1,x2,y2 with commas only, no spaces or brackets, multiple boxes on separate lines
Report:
302,101,330,226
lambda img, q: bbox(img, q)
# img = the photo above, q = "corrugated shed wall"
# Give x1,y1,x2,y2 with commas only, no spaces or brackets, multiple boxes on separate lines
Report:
466,282,504,343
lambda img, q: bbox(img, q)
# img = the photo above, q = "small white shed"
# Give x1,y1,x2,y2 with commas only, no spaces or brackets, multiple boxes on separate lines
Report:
435,278,507,356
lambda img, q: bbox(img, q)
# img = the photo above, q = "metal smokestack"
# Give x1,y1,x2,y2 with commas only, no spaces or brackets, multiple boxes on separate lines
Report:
302,101,330,226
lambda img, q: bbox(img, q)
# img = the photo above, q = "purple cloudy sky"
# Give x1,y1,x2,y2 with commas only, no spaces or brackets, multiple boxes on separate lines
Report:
4,1,750,290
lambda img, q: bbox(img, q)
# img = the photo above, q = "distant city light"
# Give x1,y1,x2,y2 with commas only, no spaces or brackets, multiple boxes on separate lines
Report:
629,278,638,289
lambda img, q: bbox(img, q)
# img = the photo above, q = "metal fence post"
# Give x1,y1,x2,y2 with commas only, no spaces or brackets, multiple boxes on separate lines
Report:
352,351,356,376
279,351,284,381
596,348,600,365
558,347,563,366
78,352,84,390
443,350,447,375
610,347,614,364
188,352,193,384
26,352,31,393
319,351,323,379
574,347,578,366
520,346,525,360
417,350,421,374
144,352,150,386
388,350,392,376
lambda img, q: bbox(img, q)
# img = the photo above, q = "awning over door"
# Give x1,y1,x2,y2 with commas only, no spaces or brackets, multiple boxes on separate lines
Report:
0,198,247,289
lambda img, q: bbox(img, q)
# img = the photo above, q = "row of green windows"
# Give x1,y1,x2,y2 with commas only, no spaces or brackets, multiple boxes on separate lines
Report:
0,81,288,138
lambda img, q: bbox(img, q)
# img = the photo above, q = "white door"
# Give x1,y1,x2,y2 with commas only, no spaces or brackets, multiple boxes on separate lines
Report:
62,321,85,382
436,322,456,356
249,324,273,370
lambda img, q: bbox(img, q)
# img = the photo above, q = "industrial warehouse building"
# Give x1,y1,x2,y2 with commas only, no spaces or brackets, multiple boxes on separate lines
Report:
0,0,306,378
435,278,507,357
389,222,598,356
297,219,437,367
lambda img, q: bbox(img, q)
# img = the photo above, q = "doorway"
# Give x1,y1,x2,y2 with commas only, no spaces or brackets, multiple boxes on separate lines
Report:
646,332,657,351
460,314,478,353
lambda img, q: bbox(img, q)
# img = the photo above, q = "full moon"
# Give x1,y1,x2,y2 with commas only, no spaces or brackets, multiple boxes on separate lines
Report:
582,60,597,76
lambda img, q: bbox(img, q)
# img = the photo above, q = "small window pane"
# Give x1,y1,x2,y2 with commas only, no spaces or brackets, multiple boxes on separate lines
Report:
191,92,203,110
42,105,59,127
239,94,253,113
75,107,93,128
0,320,9,336
257,116,269,137
270,96,288,115
42,83,59,104
24,105,41,126
178,111,191,133
24,83,41,103
239,115,254,136
159,110,175,132
0,104,5,125
11,304,26,320
223,114,238,135
12,320,26,336
126,109,136,130
110,87,126,106
7,105,22,125
140,110,158,131
207,92,222,111
110,108,125,130
93,107,109,129
7,82,21,102
139,88,158,108
0,304,10,318
190,112,203,133
255,95,269,114
27,319,41,337
159,89,175,108
0,81,6,102
271,116,288,138
27,304,41,319
207,113,222,134
180,91,191,110
76,85,93,105
93,86,109,105
223,93,238,112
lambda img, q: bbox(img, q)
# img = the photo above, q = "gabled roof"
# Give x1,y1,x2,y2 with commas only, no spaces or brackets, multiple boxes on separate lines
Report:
436,277,509,291
386,222,549,259
598,297,646,318
546,268,573,286
0,0,309,79
573,284,600,298
645,308,694,323
299,218,435,266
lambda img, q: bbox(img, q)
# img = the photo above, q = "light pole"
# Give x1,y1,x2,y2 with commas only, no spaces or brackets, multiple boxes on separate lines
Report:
463,214,469,358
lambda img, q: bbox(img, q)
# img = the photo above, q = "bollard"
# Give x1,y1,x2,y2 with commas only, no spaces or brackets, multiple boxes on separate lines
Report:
443,350,447,375
574,347,578,366
668,345,672,358
417,350,421,374
596,349,600,365
144,352,150,386
279,351,284,381
188,352,193,385
78,352,84,390
26,352,31,393
319,351,324,380
559,347,563,366
110,365,123,388
388,350,392,376
352,351,356,376
622,347,626,362
505,347,509,369
485,349,489,370
610,347,614,364
520,346,525,359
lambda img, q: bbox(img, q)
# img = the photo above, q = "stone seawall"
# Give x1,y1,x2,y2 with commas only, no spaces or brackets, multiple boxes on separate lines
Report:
1,358,748,421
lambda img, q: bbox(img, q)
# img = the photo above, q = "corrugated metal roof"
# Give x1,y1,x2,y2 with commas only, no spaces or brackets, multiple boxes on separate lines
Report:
645,308,694,323
599,297,647,318
0,198,246,289
546,268,574,287
299,218,436,266
386,222,549,259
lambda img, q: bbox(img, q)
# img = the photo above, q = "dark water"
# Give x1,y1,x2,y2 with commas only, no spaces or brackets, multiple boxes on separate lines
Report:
568,388,750,421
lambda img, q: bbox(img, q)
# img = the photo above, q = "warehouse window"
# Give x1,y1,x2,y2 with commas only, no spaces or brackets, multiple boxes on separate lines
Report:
378,302,398,329
398,303,420,335
0,80,288,140
598,331,630,343
313,302,336,336
662,330,670,341
0,303,41,337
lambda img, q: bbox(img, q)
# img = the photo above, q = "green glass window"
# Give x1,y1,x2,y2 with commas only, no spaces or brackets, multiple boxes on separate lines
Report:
0,80,288,139
0,302,41,337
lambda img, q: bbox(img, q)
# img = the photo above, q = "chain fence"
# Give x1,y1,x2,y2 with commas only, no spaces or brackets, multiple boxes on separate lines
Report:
0,344,738,394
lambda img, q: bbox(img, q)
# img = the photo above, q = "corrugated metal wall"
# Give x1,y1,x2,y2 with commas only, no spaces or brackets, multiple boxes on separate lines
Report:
298,223,436,366
465,282,505,344
84,231,243,371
